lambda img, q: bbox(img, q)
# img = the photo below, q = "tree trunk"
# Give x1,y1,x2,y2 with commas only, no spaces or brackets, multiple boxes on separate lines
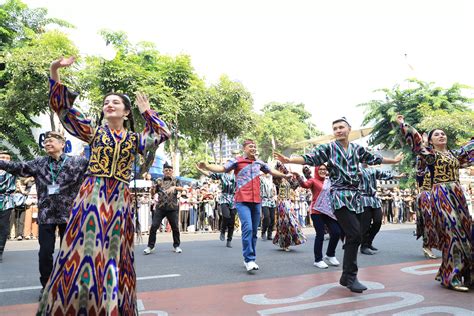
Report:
219,134,224,164
210,141,217,163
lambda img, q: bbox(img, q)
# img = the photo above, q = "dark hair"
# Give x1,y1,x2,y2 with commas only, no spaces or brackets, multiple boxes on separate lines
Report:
427,128,445,144
332,117,351,127
0,150,10,155
97,93,135,132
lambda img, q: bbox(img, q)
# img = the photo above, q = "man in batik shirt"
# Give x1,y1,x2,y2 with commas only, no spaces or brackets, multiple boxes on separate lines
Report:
198,139,290,272
275,117,403,293
0,132,88,297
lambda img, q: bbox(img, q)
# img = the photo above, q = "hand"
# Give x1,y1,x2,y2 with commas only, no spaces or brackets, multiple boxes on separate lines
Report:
197,161,208,170
51,56,75,70
422,133,429,146
285,173,294,179
396,114,405,125
394,152,404,163
273,152,290,163
135,92,151,114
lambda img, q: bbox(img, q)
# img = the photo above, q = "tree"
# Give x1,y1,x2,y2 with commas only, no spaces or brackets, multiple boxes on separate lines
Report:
200,75,254,164
250,102,320,161
0,0,77,160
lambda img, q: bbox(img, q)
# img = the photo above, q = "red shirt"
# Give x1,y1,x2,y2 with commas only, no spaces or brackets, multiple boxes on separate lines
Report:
298,166,326,214
224,156,271,203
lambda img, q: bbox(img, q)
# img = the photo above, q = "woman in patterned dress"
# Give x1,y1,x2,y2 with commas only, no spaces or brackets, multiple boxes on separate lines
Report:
37,57,170,315
397,115,473,292
272,162,306,251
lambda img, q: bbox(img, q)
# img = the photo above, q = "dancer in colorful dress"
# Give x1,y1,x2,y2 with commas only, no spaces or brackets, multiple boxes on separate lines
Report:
273,162,306,251
196,164,236,248
414,156,438,259
37,57,170,315
260,173,277,241
275,117,403,293
296,165,341,269
197,139,290,272
397,114,473,292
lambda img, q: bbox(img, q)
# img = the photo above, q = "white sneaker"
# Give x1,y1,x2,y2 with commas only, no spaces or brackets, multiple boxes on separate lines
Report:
244,261,259,271
143,247,154,255
313,260,329,269
174,247,183,253
323,255,340,266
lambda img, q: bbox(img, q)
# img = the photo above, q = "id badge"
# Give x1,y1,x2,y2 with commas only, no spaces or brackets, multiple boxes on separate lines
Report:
47,184,60,195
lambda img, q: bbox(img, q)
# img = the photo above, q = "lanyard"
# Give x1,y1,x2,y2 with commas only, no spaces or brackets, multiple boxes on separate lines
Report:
49,156,68,184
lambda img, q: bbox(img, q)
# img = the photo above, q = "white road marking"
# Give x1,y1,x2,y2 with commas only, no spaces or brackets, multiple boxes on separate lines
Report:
0,274,181,293
400,263,440,275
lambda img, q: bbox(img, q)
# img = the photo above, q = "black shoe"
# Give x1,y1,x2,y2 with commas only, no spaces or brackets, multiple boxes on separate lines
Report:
348,279,368,293
368,245,378,251
339,275,348,287
220,232,225,241
226,241,232,248
267,234,273,240
361,247,375,255
341,243,345,250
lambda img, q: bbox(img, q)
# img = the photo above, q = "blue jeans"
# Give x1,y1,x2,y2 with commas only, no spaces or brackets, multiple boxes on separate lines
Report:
236,202,261,262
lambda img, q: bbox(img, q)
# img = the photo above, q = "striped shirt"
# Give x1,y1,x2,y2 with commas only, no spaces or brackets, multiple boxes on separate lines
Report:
302,141,383,213
210,172,236,208
359,167,393,208
0,171,16,211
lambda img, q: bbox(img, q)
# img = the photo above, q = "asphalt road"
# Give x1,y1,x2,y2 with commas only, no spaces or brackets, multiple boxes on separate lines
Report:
0,223,439,307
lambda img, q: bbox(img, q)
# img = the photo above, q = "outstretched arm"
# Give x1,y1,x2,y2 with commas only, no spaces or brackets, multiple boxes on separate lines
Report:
273,152,306,165
195,164,211,177
382,152,404,165
197,161,226,173
49,57,95,143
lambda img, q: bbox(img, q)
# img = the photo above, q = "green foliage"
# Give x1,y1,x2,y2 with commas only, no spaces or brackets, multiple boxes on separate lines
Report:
199,75,254,162
178,139,212,179
0,0,76,160
249,102,320,161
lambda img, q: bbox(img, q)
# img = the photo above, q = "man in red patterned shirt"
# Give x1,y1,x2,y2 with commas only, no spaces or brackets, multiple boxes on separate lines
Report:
198,139,290,272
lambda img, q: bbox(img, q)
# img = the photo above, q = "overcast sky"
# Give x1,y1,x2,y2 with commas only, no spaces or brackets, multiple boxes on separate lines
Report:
23,0,474,134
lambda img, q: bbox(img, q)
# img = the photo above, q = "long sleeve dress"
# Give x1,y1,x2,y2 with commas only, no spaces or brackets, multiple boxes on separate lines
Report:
37,79,170,315
399,122,473,289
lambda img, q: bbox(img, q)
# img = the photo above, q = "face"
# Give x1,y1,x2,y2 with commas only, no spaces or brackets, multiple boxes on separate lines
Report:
43,138,65,155
243,143,257,158
318,166,328,177
429,129,447,148
103,95,130,121
0,154,11,161
332,122,351,141
163,168,173,177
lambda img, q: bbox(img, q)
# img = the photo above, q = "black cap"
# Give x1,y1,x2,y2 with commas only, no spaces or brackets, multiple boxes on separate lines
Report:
163,161,173,169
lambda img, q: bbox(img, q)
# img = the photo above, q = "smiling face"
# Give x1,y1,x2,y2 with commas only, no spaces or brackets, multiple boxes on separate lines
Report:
332,121,351,141
243,143,257,159
317,165,328,177
102,94,130,122
163,167,173,177
429,129,448,148
43,137,65,157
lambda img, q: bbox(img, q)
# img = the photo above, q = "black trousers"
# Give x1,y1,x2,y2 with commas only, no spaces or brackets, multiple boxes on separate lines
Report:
148,208,180,248
38,223,67,288
360,206,382,248
261,206,275,237
0,209,12,255
334,207,361,282
220,203,236,241
12,206,26,238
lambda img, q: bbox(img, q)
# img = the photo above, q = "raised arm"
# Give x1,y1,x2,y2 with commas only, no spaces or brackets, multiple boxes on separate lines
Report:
196,164,212,177
292,172,313,189
451,138,474,168
49,57,95,143
274,144,329,167
134,93,171,155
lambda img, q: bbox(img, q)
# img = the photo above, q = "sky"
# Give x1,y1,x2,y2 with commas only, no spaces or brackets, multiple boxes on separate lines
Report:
22,0,474,134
